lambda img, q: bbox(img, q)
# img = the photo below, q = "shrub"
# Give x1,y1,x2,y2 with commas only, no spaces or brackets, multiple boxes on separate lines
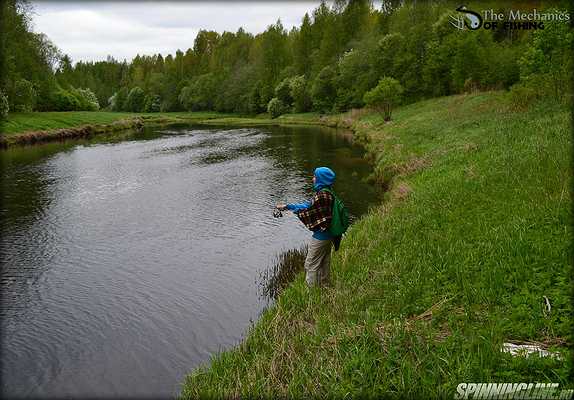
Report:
274,77,293,106
363,77,404,121
267,97,287,118
507,83,538,110
125,87,146,112
71,88,100,111
0,90,9,119
143,94,161,113
110,88,129,111
52,89,81,111
518,18,573,102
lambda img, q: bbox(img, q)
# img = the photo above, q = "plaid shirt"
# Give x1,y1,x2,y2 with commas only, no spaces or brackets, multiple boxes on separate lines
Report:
295,190,333,232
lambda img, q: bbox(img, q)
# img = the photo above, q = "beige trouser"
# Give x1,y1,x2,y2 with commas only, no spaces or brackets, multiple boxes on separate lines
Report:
304,237,333,287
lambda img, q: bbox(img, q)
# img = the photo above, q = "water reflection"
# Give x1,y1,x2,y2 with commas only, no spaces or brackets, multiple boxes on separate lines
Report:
0,124,379,398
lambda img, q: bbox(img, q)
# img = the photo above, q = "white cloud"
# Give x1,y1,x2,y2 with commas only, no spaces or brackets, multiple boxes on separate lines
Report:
31,1,321,63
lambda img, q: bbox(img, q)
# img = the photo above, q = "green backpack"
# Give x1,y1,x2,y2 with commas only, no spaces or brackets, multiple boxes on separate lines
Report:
321,187,350,236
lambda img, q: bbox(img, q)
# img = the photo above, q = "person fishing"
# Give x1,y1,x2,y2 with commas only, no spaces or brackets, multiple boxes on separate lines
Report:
276,167,348,287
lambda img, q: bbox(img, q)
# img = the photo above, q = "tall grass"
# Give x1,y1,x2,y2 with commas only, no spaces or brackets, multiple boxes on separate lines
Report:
259,246,308,301
182,91,572,398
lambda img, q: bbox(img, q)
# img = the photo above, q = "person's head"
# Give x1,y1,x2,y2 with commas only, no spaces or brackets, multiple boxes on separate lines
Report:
313,167,335,191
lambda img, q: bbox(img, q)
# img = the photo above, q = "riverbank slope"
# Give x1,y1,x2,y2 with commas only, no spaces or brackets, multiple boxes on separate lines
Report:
180,91,573,398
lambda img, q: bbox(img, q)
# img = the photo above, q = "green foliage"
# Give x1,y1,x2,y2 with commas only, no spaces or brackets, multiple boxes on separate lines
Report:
335,43,378,111
179,74,217,111
13,79,37,112
519,18,573,102
52,89,81,111
274,77,293,106
507,83,540,110
143,94,161,113
363,77,403,121
4,0,571,116
109,88,128,112
289,75,311,113
125,87,145,112
267,97,287,118
0,90,9,119
311,65,337,113
70,88,100,111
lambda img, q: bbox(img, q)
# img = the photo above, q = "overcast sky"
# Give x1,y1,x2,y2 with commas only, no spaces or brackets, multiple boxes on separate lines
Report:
30,1,323,64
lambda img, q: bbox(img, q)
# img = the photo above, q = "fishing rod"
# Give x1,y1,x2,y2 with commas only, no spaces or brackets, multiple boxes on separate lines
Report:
230,198,286,218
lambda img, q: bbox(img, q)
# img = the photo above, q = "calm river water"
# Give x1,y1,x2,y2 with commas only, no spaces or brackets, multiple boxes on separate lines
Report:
0,124,379,398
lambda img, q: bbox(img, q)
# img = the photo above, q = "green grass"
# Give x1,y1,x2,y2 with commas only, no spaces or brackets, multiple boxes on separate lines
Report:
0,111,231,135
180,92,573,398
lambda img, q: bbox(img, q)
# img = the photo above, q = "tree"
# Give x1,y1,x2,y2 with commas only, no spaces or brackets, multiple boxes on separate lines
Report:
260,20,289,88
178,73,218,111
311,65,337,113
293,13,313,76
363,77,403,121
518,18,573,101
289,75,311,113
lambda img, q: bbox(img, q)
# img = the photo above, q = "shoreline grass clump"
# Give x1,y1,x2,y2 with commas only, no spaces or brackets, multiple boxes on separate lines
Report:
180,91,572,398
259,246,308,301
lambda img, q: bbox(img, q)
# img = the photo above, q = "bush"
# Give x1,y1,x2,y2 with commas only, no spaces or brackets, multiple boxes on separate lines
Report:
507,83,539,110
125,87,146,112
363,77,404,121
518,18,573,102
267,97,287,118
71,88,100,111
0,90,9,119
143,94,161,113
13,79,37,112
52,89,81,111
274,77,293,106
109,88,128,112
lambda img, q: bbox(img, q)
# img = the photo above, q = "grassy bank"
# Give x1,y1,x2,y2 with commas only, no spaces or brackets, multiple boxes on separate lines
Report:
0,110,326,147
180,92,572,398
0,111,233,135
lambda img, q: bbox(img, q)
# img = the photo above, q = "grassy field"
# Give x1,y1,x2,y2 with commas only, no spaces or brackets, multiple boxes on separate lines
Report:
0,111,231,135
180,92,573,398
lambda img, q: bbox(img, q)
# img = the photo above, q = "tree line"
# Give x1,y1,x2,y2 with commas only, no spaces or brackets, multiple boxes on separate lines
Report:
1,0,571,120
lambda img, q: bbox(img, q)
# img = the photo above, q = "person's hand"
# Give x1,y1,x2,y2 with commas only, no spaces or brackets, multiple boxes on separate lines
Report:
276,203,287,211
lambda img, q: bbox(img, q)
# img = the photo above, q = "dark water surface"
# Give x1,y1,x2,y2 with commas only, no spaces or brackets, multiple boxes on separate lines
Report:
0,124,379,398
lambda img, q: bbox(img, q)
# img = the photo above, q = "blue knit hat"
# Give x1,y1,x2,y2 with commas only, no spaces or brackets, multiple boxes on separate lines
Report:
313,167,335,191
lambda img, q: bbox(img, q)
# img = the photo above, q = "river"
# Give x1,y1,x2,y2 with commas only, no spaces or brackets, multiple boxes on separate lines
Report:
0,124,379,398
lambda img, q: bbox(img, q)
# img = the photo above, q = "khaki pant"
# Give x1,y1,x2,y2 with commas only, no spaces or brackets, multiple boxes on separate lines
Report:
304,238,332,287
